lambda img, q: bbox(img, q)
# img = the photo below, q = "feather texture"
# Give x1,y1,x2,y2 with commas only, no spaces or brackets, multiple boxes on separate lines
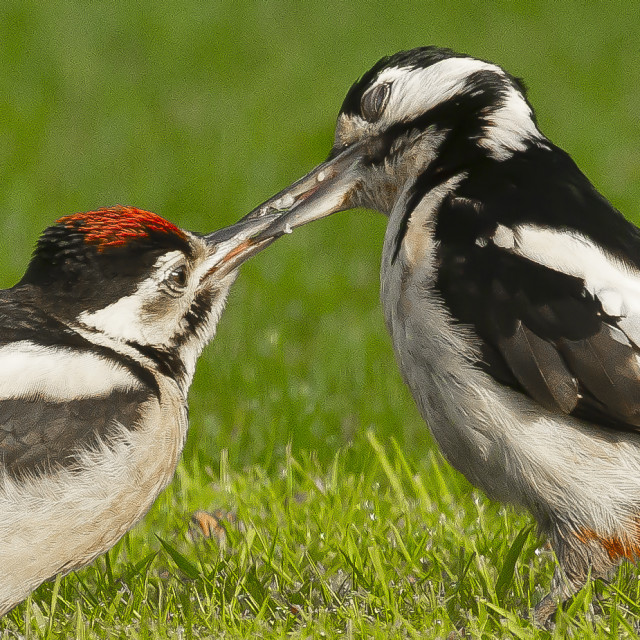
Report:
434,193,640,430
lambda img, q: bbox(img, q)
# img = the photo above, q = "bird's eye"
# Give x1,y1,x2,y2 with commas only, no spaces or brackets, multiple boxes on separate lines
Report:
361,83,391,122
166,264,188,292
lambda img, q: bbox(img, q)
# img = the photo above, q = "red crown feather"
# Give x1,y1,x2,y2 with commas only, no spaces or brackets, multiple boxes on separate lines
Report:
56,206,186,252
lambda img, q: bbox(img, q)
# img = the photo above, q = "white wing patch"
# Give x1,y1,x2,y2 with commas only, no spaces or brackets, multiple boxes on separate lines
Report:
0,341,140,401
487,223,640,347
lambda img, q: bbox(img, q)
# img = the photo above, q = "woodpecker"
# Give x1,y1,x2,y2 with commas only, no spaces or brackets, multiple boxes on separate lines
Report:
247,46,640,623
0,205,279,616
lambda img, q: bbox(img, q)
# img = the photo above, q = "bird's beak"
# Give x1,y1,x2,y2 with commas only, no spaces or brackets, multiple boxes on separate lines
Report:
241,137,380,239
201,213,282,279
201,136,381,278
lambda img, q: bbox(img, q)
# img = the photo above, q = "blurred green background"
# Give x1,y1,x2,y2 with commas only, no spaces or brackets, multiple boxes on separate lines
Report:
1,0,640,473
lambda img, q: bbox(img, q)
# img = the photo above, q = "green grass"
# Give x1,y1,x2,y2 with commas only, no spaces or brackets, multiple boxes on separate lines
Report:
2,0,640,637
6,441,640,638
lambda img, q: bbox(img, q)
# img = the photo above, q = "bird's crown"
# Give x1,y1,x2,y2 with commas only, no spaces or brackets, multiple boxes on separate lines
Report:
54,206,187,253
19,206,192,291
333,46,540,163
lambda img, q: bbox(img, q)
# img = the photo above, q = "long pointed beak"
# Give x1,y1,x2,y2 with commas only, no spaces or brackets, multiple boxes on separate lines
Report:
201,136,382,279
202,213,281,279
241,137,380,240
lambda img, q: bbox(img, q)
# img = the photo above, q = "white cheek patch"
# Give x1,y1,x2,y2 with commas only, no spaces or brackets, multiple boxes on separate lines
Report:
374,59,542,159
78,250,189,346
0,341,140,400
79,292,145,343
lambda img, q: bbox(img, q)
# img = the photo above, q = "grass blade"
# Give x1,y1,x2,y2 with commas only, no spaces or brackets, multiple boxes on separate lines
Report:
496,523,533,604
156,535,200,580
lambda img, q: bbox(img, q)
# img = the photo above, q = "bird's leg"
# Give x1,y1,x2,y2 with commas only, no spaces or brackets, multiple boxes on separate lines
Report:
533,529,622,627
533,565,581,627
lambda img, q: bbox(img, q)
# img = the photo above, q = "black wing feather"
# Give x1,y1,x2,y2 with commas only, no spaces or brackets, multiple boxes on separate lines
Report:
0,389,153,480
435,226,640,431
559,325,640,424
498,320,579,414
0,288,158,480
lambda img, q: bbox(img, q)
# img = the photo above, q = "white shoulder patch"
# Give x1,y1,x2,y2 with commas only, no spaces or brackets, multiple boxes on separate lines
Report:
619,316,640,349
492,224,516,249
489,223,640,346
0,341,141,401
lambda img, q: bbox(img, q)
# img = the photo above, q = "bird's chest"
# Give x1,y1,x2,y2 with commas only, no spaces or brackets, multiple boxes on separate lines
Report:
380,256,481,442
380,187,477,431
380,213,515,498
0,374,188,609
73,376,189,546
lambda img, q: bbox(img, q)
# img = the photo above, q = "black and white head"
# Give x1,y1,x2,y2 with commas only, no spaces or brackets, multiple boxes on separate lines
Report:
12,206,276,389
247,46,547,229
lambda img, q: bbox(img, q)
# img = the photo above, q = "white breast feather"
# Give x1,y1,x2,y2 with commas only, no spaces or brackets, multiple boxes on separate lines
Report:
0,376,186,616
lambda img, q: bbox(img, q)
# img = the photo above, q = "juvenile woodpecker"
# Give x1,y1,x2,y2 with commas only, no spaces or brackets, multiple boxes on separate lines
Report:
0,205,278,616
248,46,640,623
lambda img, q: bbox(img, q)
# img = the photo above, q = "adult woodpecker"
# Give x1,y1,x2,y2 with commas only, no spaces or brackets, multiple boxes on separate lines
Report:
246,46,640,623
0,205,279,616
